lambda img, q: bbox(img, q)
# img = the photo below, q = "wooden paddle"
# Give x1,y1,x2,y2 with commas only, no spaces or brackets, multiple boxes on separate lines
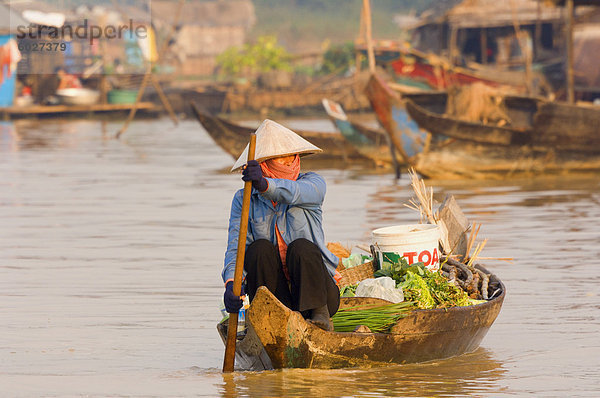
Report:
223,133,256,373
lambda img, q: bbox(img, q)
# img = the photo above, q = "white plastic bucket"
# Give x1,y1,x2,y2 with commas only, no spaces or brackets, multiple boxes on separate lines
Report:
372,224,441,271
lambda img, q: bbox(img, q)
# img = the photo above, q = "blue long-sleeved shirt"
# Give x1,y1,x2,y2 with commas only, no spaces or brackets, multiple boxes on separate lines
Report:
222,172,339,283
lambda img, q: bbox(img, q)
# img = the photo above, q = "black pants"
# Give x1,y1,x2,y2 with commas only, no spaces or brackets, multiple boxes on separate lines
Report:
244,238,340,317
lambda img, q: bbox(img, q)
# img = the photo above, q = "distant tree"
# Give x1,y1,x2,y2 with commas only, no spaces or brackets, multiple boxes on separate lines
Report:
216,36,292,78
320,43,356,75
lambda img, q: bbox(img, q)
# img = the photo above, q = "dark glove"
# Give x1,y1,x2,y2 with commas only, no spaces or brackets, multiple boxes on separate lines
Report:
242,160,268,192
224,281,245,313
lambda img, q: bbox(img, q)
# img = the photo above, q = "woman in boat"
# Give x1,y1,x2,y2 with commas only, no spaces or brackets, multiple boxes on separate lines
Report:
222,119,341,331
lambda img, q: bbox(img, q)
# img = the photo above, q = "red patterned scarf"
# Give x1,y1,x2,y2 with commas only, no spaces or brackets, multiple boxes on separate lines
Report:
260,154,300,181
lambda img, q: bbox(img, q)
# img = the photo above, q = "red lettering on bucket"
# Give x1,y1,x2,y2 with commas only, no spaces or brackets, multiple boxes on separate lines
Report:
432,248,439,265
418,250,432,266
400,249,439,267
403,252,417,263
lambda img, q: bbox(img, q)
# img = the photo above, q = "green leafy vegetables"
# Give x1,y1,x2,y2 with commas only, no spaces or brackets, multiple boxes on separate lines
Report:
332,254,474,333
339,284,357,297
375,253,471,309
332,301,416,333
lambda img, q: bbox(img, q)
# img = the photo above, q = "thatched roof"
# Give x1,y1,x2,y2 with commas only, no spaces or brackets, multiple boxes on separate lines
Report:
546,0,600,5
151,0,255,28
0,3,30,34
418,0,463,21
447,0,564,27
417,0,564,29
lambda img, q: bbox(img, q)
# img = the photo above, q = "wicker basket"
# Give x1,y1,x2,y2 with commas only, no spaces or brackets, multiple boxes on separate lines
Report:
338,260,377,288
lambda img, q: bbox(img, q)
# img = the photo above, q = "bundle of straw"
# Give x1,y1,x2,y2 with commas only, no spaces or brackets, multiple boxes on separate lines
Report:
446,83,512,125
404,169,451,253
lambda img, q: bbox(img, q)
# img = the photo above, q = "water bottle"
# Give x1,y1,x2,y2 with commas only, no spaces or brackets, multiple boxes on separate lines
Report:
237,307,245,333
237,295,250,333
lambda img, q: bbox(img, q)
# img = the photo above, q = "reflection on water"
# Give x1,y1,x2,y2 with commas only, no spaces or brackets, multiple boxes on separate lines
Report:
219,348,505,397
1,118,599,397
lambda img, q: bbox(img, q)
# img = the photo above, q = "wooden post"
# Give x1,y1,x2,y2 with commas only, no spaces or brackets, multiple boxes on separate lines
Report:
151,75,179,125
355,52,362,75
566,0,575,104
509,0,533,94
448,26,457,67
362,0,375,73
115,0,185,138
444,26,458,89
115,65,151,139
481,28,488,64
386,126,412,168
356,2,365,74
535,0,543,59
386,134,401,180
99,75,108,104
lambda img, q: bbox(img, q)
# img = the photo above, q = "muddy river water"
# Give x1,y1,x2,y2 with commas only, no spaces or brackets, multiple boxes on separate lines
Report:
1,118,599,397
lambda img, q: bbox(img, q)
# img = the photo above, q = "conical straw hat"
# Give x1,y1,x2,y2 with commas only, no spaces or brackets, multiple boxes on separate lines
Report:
231,119,322,171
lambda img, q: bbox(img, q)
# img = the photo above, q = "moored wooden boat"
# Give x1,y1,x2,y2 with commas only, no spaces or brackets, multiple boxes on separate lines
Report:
322,98,396,167
402,88,600,178
404,90,600,153
412,141,600,180
355,44,533,93
364,74,441,164
403,92,536,146
389,47,523,91
191,101,367,162
532,101,600,152
366,71,600,178
217,264,505,370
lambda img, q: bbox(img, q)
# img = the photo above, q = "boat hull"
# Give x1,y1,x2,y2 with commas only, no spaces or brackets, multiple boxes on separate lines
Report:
242,268,504,369
383,81,600,178
364,75,428,162
389,52,532,91
403,94,534,146
413,141,600,180
322,98,395,166
403,90,600,154
533,101,600,153
191,102,367,162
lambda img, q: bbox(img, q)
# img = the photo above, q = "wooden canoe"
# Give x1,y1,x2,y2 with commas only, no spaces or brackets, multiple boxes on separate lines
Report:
191,102,367,162
403,91,600,154
412,140,600,180
217,265,505,370
322,98,397,166
532,101,600,153
363,74,443,164
403,93,535,146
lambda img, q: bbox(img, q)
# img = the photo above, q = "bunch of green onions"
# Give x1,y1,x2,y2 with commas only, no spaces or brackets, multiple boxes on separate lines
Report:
331,301,416,333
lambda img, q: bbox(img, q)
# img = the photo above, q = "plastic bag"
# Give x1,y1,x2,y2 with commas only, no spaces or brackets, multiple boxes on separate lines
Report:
342,253,372,268
355,277,404,303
